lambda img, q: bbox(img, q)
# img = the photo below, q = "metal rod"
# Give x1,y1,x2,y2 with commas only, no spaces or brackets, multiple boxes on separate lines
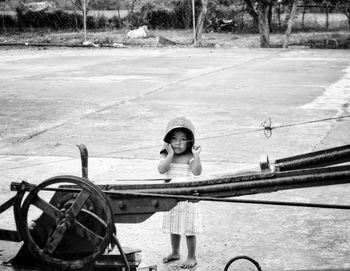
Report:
0,229,22,242
77,144,88,179
39,182,350,210
102,165,350,192
0,196,16,214
115,178,171,182
105,191,350,210
12,166,350,198
112,233,131,271
275,144,350,171
106,168,350,197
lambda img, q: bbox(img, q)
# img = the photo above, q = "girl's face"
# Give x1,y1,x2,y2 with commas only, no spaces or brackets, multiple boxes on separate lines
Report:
170,130,188,154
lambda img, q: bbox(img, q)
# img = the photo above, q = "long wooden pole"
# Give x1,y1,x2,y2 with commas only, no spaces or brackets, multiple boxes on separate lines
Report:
283,0,298,48
83,0,87,42
192,0,196,46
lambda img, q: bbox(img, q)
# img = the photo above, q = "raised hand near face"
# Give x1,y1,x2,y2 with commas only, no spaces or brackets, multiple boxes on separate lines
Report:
164,142,174,156
192,145,201,156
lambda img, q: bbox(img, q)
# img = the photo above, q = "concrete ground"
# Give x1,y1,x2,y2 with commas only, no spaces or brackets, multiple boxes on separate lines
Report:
0,47,350,271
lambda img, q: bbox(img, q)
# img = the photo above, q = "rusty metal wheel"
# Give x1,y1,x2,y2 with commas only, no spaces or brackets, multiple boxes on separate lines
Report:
20,175,114,270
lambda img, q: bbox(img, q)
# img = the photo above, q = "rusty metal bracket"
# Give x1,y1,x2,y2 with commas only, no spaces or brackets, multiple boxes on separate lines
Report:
10,181,36,192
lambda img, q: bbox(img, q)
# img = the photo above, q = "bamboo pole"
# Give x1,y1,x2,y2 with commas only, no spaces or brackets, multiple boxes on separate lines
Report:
192,0,196,46
283,0,298,48
83,0,87,42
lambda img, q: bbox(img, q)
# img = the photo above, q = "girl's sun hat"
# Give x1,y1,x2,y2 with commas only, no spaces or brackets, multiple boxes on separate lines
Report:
162,117,195,153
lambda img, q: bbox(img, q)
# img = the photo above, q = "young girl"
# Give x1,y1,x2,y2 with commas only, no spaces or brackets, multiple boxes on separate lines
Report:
158,117,202,269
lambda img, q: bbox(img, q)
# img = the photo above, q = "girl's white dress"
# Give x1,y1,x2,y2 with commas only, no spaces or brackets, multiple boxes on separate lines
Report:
162,162,202,236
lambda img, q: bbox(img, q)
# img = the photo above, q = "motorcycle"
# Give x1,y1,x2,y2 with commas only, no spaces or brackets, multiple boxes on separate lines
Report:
206,18,237,33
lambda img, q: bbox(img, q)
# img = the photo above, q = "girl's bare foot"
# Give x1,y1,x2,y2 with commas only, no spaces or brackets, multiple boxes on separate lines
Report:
163,253,180,263
180,257,197,269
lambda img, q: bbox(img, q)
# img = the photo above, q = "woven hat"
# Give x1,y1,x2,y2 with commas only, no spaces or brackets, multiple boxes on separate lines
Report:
163,117,195,148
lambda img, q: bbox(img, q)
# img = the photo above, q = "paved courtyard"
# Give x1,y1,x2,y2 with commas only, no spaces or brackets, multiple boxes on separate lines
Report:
0,47,350,270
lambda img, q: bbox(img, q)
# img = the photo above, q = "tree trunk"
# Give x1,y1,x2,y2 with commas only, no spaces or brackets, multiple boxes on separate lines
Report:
339,1,350,27
116,0,121,19
301,5,306,30
268,3,272,32
244,0,259,29
195,0,208,44
130,0,136,14
325,2,329,30
277,3,281,30
183,0,191,29
257,3,270,48
16,7,23,31
2,9,6,32
283,0,298,48
244,0,270,47
71,0,79,31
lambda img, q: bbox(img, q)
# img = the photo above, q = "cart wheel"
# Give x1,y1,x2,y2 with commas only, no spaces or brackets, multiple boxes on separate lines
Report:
20,175,114,270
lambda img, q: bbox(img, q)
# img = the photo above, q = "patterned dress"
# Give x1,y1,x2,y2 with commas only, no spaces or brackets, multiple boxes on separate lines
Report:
162,162,202,236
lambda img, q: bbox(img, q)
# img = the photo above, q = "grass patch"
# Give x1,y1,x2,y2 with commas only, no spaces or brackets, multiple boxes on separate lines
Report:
1,29,350,49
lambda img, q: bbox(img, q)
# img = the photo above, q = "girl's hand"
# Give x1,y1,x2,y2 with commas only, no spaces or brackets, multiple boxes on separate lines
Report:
192,145,201,155
164,143,174,155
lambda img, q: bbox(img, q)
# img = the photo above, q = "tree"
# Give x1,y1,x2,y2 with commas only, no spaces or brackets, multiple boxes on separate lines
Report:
283,0,298,48
243,0,275,48
122,0,140,15
244,0,259,30
195,0,208,43
334,0,350,26
300,0,313,30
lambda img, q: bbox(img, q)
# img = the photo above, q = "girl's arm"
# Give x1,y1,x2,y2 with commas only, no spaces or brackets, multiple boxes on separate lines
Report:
158,143,174,174
190,145,202,176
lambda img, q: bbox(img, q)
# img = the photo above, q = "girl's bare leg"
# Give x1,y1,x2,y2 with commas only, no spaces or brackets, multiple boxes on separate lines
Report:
163,233,181,263
181,235,197,268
